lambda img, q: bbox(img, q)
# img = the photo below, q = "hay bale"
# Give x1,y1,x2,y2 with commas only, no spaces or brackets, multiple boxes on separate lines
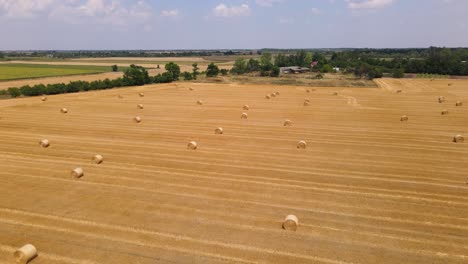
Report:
441,109,449,115
265,94,271,99
304,99,310,106
243,105,250,111
241,113,248,119
189,87,194,91
93,154,104,164
139,92,145,97
282,215,299,231
306,89,311,93
14,244,37,264
455,101,463,107
41,96,47,102
134,116,142,123
197,100,204,105
215,127,224,135
333,92,338,96
137,104,144,109
118,95,123,99
71,168,84,178
284,120,292,127
275,92,280,96
400,115,409,122
60,108,68,114
438,96,445,103
187,141,198,150
39,139,50,148
453,135,464,143
448,83,452,86
396,90,403,94
270,93,276,98
297,141,307,149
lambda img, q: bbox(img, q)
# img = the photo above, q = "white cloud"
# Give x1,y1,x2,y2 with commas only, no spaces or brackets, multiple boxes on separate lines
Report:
48,0,152,26
213,4,250,17
0,0,152,26
346,0,395,9
279,17,294,24
256,0,283,7
161,9,179,17
311,8,322,15
0,0,56,18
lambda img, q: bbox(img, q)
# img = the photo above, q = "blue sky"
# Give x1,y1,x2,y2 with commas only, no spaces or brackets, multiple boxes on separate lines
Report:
0,0,467,50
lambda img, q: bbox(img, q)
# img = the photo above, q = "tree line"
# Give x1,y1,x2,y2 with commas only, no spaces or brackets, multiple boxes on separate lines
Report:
1,64,180,98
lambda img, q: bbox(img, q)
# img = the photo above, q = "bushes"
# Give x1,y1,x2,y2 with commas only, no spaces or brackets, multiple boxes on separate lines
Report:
206,63,220,77
5,63,177,98
183,71,194,80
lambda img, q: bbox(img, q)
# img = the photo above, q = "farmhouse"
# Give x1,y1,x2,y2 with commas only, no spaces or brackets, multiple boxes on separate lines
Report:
280,66,310,74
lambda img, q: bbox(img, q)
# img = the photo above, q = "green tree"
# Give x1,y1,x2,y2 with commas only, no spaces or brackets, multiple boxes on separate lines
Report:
123,64,150,85
111,65,118,72
183,71,194,80
8,87,21,98
220,69,229,76
270,66,280,77
192,63,200,80
392,68,405,78
165,62,181,80
246,59,260,72
231,58,247,74
206,63,220,77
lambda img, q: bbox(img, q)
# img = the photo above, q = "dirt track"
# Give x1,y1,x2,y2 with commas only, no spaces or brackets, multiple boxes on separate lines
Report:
0,79,467,263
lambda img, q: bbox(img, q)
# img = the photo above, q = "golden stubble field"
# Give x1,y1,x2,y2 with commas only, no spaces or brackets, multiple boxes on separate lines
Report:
0,78,467,263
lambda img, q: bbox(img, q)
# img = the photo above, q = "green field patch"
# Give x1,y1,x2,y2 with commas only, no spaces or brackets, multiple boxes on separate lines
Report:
0,64,114,81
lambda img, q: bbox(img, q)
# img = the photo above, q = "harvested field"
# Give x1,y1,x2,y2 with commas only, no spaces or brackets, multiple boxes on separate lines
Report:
0,78,467,263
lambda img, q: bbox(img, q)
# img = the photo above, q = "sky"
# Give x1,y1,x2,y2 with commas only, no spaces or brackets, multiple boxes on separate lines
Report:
0,0,467,50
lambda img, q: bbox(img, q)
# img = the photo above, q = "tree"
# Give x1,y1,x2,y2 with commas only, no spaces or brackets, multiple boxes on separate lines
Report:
165,62,181,80
220,69,229,76
231,58,247,74
8,87,21,98
206,63,220,77
246,59,260,72
192,63,200,80
392,68,405,78
157,64,160,69
260,52,273,68
270,66,280,77
111,65,118,72
183,71,194,80
123,64,150,86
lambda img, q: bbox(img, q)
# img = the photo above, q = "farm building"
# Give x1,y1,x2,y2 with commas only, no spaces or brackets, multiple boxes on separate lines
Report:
280,66,310,74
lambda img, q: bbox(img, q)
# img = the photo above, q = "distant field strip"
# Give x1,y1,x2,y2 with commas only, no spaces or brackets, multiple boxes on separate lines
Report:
0,63,112,81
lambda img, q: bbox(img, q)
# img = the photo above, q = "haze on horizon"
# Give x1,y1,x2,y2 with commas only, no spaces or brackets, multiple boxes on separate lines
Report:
0,0,467,50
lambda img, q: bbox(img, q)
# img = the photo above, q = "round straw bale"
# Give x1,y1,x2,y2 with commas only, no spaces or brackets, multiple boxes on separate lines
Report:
333,92,339,96
71,168,84,178
189,87,194,91
306,89,311,93
187,141,198,150
118,94,123,99
243,105,250,111
455,101,463,107
297,140,307,149
197,100,203,105
139,92,145,97
265,94,271,99
453,135,464,143
400,115,409,122
241,113,248,119
93,155,104,164
396,90,402,94
41,96,47,102
284,120,292,127
14,244,37,264
282,215,299,231
441,109,449,115
438,96,445,103
134,116,142,123
215,127,224,135
304,99,310,106
448,83,452,86
137,104,144,109
270,93,276,98
275,92,280,96
39,139,50,148
60,108,68,114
